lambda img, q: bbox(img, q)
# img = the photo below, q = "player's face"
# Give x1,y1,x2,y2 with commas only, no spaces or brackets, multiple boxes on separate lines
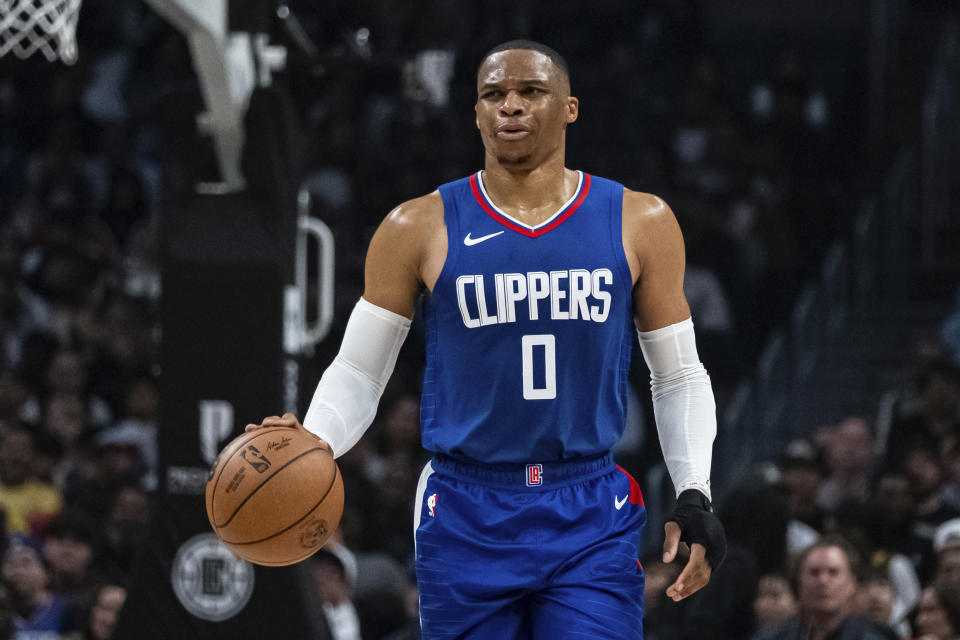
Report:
475,50,578,168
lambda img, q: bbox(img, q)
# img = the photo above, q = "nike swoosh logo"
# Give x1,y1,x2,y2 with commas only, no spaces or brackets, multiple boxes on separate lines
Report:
464,231,505,246
615,495,628,511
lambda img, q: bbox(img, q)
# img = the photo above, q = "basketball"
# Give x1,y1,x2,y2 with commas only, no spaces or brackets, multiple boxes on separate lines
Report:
204,427,344,566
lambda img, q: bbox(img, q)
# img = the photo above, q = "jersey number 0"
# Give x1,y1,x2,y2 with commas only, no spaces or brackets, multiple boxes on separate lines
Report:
521,334,556,400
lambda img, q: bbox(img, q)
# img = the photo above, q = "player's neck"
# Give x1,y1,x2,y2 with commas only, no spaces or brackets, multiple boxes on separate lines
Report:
481,155,578,225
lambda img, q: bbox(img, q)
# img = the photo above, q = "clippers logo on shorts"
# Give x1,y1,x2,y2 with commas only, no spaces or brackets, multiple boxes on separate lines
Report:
526,464,543,486
427,493,438,517
241,445,271,473
171,533,254,622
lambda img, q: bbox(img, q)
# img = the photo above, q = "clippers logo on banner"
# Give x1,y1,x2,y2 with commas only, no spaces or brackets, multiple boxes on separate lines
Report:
171,533,254,622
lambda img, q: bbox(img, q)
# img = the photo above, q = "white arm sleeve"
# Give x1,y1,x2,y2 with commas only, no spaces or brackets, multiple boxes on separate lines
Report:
302,297,411,457
637,317,717,501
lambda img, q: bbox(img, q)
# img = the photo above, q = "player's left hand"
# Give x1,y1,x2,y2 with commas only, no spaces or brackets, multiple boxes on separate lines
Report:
245,413,331,452
245,412,303,432
662,489,727,602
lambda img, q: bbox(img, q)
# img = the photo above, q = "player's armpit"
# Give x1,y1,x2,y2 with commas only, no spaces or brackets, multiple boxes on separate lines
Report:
363,191,446,319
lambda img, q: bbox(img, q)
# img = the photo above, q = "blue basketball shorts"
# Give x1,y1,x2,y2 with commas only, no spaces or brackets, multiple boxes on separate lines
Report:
413,452,646,639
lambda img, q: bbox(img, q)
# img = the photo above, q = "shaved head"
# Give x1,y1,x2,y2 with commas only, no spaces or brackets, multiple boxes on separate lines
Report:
478,40,570,86
474,45,579,170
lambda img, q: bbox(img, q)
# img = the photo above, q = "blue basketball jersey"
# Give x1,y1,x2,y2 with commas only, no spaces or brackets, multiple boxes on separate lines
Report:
421,171,634,464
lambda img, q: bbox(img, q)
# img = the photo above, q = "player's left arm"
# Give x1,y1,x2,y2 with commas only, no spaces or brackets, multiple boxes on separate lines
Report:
624,190,727,601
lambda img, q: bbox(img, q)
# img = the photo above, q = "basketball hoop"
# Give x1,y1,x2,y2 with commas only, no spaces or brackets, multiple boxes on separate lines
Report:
0,0,82,64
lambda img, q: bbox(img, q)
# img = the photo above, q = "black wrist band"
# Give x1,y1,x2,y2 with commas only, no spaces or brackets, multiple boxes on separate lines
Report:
677,488,712,513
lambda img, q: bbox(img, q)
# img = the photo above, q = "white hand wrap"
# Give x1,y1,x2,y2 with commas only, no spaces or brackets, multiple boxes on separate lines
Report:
637,317,716,501
302,297,411,457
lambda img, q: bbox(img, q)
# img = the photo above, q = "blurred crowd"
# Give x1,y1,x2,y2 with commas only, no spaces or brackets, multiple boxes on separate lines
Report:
0,0,956,639
642,343,960,639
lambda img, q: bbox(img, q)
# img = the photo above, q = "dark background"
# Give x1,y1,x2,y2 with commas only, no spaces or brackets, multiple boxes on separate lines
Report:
0,1,958,638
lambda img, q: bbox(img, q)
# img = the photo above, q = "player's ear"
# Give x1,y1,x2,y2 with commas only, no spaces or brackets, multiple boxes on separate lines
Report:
566,96,579,124
475,103,480,130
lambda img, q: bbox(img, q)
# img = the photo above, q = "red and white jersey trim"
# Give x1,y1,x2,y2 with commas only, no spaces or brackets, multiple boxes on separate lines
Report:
470,171,591,238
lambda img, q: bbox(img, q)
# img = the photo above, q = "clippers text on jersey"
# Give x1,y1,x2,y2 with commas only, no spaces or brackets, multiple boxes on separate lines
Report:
455,268,614,328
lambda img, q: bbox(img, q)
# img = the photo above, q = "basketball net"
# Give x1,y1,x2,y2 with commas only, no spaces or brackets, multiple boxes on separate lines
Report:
0,0,82,64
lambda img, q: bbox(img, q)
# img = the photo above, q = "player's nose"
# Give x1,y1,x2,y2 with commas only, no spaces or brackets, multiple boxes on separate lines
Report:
499,90,525,115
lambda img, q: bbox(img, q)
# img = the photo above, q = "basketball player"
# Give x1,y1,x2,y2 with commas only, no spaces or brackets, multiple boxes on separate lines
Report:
249,40,727,638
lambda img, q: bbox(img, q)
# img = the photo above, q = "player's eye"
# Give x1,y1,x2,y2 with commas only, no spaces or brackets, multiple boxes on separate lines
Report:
481,90,503,100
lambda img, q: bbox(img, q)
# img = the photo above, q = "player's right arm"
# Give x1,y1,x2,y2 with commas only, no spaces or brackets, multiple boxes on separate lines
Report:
246,193,446,454
361,192,446,317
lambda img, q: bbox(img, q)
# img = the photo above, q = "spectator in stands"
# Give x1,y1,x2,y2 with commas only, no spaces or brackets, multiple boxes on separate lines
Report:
96,375,158,490
778,439,827,541
63,582,127,640
902,440,960,583
852,576,900,635
42,392,87,454
2,535,72,637
373,459,419,563
335,439,387,553
883,361,960,472
831,501,920,634
756,537,898,640
42,511,99,626
817,417,877,512
312,542,361,640
379,395,426,470
641,557,684,640
913,579,960,640
933,519,960,583
0,424,60,536
382,572,421,640
352,552,408,638
96,485,149,578
753,574,798,638
43,350,112,429
30,430,63,487
62,429,146,525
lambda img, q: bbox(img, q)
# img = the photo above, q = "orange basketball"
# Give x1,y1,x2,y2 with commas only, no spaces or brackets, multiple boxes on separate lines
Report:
204,427,343,566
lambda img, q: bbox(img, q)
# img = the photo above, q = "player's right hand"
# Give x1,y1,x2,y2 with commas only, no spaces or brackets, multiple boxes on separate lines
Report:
245,413,330,450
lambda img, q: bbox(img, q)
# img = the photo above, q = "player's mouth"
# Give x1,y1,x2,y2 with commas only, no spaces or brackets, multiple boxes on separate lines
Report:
496,123,532,140
497,129,531,141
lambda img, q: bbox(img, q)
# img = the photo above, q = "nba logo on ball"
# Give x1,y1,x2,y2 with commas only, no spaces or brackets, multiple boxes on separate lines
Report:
526,464,542,486
427,493,438,517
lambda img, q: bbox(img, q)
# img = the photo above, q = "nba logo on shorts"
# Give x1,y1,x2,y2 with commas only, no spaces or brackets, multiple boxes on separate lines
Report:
526,464,543,486
427,493,438,517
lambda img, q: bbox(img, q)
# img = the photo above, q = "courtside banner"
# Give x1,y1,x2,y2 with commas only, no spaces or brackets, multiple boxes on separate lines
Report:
114,193,323,639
